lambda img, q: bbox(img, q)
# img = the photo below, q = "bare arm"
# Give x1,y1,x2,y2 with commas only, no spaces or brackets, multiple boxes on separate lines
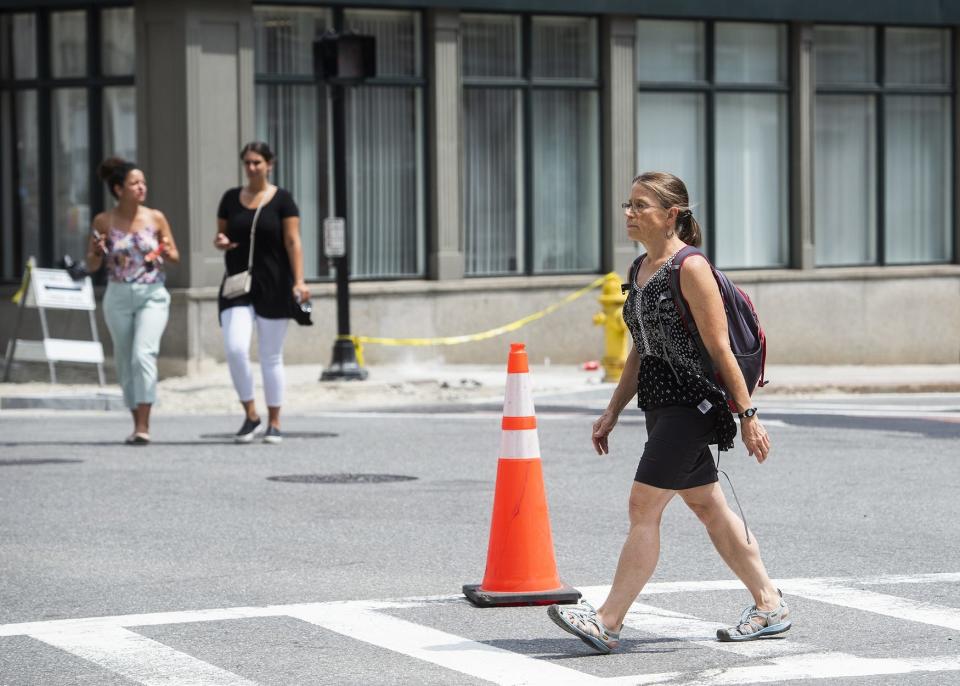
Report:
592,342,639,455
282,215,309,301
153,210,180,263
680,256,771,462
86,214,109,272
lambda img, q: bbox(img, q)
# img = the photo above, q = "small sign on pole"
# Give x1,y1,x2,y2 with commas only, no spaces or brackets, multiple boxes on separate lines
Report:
323,217,347,259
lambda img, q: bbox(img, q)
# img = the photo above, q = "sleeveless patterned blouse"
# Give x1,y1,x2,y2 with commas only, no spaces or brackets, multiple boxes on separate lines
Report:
104,225,165,285
622,250,737,451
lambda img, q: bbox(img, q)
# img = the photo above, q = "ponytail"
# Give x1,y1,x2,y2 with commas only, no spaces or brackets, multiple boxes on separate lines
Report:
676,209,702,248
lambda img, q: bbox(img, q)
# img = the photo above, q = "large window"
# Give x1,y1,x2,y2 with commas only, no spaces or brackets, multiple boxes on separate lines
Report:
461,14,600,276
636,20,789,270
255,6,331,281
254,6,425,280
815,26,953,266
0,7,136,280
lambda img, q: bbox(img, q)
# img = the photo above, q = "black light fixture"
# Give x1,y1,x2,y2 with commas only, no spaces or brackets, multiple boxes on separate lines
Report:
314,33,376,84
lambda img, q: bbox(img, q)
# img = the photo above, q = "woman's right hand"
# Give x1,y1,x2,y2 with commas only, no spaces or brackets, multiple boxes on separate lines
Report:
592,410,620,455
214,232,237,251
91,231,108,256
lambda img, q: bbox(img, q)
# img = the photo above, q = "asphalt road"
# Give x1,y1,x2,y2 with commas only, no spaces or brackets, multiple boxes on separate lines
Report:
1,392,959,685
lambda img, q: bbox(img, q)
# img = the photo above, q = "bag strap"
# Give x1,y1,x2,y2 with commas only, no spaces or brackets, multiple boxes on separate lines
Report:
667,246,721,387
620,254,647,295
244,188,271,272
667,246,710,327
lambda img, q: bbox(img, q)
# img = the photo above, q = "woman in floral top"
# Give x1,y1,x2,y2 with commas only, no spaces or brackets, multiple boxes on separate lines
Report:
547,172,789,653
86,157,180,445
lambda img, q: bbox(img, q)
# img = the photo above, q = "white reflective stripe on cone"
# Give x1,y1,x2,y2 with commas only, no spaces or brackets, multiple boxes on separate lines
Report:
499,429,541,459
503,373,536,417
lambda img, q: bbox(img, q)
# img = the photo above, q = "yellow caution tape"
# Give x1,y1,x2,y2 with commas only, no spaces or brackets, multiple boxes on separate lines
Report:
344,273,611,364
11,261,32,305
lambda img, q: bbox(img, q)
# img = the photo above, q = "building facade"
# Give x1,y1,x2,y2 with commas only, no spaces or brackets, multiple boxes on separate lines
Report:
2,0,959,376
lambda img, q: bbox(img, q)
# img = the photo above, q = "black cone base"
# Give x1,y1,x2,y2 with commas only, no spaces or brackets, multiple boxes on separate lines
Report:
462,583,581,608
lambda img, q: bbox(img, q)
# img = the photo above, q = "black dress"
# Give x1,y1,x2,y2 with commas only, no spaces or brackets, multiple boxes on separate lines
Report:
217,187,300,321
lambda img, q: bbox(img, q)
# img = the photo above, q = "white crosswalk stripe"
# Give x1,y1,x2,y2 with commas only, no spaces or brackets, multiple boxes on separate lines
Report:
32,626,259,686
2,572,958,685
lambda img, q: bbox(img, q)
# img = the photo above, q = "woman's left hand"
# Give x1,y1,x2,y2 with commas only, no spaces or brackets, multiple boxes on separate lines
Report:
741,416,771,463
293,281,310,303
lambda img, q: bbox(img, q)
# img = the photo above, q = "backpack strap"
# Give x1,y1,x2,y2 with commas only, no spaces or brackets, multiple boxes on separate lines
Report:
667,246,721,386
667,246,707,335
620,254,647,295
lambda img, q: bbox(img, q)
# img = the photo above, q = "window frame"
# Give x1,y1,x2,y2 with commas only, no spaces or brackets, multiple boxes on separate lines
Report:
461,12,602,277
253,4,429,282
636,19,792,268
814,24,956,267
0,2,135,281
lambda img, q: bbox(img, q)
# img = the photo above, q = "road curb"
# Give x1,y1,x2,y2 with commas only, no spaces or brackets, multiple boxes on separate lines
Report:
759,383,960,395
0,393,126,411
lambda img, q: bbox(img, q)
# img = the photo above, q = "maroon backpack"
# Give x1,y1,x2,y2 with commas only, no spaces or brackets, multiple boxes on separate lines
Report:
627,246,768,410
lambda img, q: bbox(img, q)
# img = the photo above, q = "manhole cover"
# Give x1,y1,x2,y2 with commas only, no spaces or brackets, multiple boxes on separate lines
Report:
199,431,337,440
0,458,83,467
267,473,418,484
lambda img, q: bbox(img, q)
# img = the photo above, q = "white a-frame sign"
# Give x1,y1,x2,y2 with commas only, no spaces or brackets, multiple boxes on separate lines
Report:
3,257,106,385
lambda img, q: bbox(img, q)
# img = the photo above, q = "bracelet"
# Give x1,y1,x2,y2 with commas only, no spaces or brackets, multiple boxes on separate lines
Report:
737,408,758,419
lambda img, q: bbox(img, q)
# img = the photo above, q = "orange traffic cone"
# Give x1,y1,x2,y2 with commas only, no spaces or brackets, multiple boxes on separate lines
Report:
463,342,581,608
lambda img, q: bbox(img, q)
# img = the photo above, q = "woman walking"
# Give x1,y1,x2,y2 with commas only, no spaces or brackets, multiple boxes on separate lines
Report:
87,157,179,445
547,171,788,652
214,141,308,444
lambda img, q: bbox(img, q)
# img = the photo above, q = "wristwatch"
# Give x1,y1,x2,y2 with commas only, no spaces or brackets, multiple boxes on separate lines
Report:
737,407,758,419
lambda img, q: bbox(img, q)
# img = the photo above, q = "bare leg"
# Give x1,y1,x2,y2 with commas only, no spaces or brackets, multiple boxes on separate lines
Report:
267,405,281,430
594,482,676,632
133,403,151,434
241,399,259,423
680,482,780,610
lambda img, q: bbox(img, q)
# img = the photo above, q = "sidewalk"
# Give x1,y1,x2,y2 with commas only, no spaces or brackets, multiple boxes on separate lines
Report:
2,362,960,413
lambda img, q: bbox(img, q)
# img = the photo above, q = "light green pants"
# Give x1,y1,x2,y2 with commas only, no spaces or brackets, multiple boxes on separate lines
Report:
103,281,170,409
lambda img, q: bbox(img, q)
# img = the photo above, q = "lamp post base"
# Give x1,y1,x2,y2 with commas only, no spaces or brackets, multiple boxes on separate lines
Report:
320,338,368,381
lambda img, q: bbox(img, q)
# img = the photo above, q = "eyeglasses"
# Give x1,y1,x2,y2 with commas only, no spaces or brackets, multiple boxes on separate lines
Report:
621,200,655,214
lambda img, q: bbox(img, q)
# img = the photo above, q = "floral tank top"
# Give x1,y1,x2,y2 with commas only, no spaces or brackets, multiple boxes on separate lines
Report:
622,250,737,451
105,225,165,285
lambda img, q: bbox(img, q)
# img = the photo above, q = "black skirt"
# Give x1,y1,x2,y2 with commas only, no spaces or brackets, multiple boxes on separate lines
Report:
634,405,720,490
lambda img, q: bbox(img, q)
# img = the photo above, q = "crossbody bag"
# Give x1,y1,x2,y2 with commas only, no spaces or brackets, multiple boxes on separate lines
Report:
221,189,269,299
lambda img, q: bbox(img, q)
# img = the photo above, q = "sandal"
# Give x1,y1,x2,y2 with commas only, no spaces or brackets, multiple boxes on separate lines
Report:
547,602,621,654
717,589,791,642
124,432,150,445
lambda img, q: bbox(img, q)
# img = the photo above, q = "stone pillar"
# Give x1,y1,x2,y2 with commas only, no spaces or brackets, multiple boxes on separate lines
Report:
134,0,255,290
790,23,815,270
134,0,254,374
954,29,960,264
602,16,636,279
427,9,464,280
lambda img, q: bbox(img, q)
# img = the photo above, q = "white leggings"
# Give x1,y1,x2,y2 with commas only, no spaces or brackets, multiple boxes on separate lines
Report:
221,305,289,408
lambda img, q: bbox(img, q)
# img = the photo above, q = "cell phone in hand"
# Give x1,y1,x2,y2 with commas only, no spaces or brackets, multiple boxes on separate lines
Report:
91,228,109,253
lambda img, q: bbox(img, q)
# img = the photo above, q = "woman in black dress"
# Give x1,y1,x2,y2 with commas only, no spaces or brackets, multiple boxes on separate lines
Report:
214,142,309,444
547,171,789,653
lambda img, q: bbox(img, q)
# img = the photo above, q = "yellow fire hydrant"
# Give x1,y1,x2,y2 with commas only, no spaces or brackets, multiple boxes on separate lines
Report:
592,272,628,382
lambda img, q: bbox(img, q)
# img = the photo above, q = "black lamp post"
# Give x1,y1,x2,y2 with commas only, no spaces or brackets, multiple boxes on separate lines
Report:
314,32,375,381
